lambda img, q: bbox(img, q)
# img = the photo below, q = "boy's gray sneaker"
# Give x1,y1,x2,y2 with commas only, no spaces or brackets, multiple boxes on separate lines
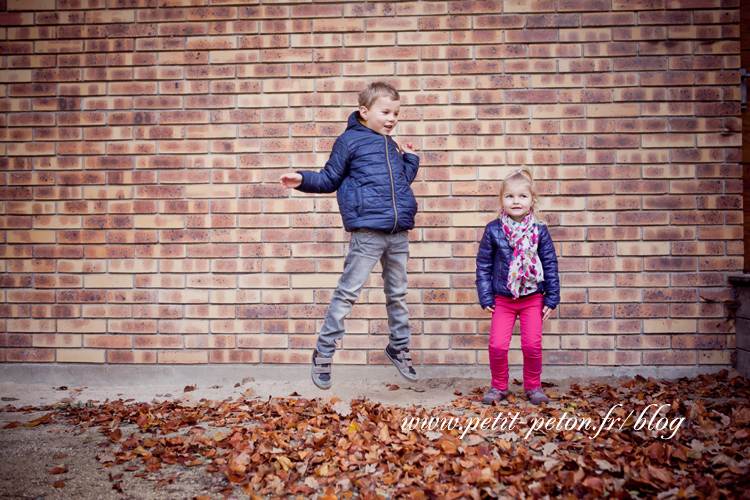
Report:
481,387,509,405
311,349,332,390
384,345,418,382
525,388,549,405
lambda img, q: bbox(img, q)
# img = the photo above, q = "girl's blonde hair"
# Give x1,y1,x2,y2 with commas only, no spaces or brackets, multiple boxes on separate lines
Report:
495,166,545,224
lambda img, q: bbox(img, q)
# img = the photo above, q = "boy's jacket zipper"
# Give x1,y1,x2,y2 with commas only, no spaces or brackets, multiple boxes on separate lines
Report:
385,136,398,233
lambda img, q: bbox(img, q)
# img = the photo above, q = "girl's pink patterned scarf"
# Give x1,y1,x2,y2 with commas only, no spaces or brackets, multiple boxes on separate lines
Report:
500,210,545,299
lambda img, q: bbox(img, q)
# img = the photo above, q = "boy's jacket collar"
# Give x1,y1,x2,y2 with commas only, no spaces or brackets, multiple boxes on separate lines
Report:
349,111,378,134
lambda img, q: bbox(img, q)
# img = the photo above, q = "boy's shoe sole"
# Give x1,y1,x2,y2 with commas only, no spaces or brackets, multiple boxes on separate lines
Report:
311,350,332,390
384,346,419,382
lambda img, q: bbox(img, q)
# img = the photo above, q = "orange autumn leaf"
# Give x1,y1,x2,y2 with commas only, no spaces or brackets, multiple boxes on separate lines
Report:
108,429,122,442
34,369,749,499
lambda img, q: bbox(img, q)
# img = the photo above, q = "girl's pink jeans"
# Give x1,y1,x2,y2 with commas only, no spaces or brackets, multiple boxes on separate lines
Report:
488,294,544,391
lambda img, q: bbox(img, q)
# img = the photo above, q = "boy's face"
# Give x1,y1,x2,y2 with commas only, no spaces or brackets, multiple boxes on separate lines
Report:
360,96,400,136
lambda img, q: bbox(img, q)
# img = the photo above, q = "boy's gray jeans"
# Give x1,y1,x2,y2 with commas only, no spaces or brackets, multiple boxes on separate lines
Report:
316,229,411,357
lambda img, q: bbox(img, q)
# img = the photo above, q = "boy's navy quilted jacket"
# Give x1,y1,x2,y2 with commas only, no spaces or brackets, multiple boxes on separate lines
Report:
296,111,420,233
475,219,560,310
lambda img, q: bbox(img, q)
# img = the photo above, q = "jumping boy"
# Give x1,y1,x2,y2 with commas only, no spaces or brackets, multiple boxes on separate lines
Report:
279,81,420,389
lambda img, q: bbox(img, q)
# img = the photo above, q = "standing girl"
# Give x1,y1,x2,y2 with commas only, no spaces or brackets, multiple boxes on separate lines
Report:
475,167,560,405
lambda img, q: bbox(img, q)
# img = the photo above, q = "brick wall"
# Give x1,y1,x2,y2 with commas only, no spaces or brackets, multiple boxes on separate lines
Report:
0,0,742,373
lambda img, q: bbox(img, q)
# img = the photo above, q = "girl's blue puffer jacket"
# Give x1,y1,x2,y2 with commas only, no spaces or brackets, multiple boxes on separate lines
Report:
475,219,560,310
296,111,420,233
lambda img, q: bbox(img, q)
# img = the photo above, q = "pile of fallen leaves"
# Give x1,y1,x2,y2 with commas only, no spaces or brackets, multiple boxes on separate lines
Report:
7,370,750,499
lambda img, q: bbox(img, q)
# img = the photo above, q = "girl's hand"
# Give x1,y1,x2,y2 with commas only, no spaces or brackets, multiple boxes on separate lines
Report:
402,142,416,154
542,306,551,324
279,172,302,189
484,306,495,313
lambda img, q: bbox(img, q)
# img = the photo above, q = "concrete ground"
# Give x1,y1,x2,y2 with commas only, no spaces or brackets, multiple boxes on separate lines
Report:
0,365,735,499
0,372,628,500
0,362,723,408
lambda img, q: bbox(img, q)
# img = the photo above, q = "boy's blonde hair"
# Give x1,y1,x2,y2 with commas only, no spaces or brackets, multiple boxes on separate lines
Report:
496,166,545,224
358,81,400,109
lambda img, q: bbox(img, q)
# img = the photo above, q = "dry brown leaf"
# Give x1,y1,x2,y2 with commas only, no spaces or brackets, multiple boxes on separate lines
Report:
155,477,177,488
331,400,351,417
276,455,293,471
35,369,749,499
108,429,122,443
463,434,484,446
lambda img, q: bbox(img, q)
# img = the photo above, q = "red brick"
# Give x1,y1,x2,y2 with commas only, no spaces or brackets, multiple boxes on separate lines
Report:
644,257,697,271
0,2,739,371
617,336,670,350
671,303,724,318
672,335,725,350
615,304,669,318
642,351,696,365
559,305,612,318
643,227,695,240
582,12,635,26
6,349,55,362
643,289,697,302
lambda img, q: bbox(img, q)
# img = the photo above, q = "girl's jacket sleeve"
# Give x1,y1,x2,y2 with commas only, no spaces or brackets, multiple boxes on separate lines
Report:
296,136,350,194
475,226,495,309
538,225,560,310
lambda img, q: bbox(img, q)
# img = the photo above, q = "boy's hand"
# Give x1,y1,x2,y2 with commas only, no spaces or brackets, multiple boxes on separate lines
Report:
483,306,494,313
279,172,302,189
542,306,551,324
402,142,416,155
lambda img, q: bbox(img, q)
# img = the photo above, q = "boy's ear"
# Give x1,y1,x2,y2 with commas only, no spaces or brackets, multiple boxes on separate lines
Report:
359,105,369,120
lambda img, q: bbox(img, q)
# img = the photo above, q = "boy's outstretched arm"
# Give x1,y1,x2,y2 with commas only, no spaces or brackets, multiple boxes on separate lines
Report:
401,141,419,184
285,137,350,193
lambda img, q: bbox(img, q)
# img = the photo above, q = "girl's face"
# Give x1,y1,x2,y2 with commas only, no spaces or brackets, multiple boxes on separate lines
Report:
501,181,533,223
